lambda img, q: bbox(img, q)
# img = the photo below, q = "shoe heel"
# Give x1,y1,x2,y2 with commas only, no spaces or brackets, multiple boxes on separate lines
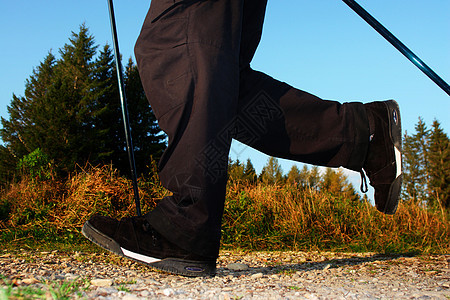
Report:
386,100,402,150
150,258,216,277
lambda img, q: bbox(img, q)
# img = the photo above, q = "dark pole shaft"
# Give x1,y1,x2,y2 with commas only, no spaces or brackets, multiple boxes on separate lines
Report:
342,0,450,96
107,0,142,216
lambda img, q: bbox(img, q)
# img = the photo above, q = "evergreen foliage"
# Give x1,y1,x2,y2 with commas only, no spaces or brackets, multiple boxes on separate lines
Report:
228,159,245,182
0,24,165,182
286,165,320,190
17,148,53,182
286,165,301,185
243,158,257,184
320,168,359,201
229,157,360,201
260,157,284,185
428,120,450,209
402,118,449,210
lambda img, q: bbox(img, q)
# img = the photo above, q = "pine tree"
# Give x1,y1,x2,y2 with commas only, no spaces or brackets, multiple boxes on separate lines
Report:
242,158,257,183
320,168,360,200
1,24,166,179
427,120,450,209
91,44,121,163
402,118,430,202
286,165,301,185
54,24,101,169
307,165,321,190
1,53,57,160
415,119,432,197
91,48,166,175
228,158,245,182
402,118,450,210
260,157,283,185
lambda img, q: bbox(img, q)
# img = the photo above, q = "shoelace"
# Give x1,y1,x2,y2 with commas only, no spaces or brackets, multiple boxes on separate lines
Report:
359,170,369,193
358,133,374,194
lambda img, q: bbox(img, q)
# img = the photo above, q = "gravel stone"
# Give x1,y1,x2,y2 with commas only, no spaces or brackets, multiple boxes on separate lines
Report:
91,278,114,287
122,294,140,300
251,273,264,279
1,250,449,299
227,262,249,271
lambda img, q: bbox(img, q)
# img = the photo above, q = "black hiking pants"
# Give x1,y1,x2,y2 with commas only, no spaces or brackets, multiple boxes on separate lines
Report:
134,0,370,258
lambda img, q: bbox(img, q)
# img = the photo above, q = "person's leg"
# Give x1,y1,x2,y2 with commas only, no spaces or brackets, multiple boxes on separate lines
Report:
134,0,247,259
234,68,401,214
235,68,369,171
83,0,401,278
83,0,249,276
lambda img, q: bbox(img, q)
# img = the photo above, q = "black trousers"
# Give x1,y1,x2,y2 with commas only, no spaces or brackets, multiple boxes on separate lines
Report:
135,0,369,258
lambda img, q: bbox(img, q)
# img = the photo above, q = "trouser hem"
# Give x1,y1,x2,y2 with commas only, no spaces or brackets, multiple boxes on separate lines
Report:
346,102,370,171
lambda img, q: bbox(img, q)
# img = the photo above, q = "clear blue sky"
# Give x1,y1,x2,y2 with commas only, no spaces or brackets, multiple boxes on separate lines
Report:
1,1,449,198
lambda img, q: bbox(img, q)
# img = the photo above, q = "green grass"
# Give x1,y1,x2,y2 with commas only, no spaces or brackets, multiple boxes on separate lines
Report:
0,276,89,300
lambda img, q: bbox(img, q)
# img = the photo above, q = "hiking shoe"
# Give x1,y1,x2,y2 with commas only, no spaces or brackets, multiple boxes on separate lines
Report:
82,215,217,277
362,100,402,214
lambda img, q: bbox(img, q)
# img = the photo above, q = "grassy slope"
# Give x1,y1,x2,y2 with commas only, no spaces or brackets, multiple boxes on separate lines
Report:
1,165,448,254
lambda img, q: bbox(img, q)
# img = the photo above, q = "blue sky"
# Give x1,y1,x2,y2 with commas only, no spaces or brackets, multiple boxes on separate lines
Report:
1,1,449,198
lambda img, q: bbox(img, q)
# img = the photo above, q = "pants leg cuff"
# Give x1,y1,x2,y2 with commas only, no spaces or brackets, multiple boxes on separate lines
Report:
346,102,370,171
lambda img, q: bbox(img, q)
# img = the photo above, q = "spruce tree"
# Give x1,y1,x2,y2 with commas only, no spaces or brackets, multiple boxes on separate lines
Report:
286,165,301,185
1,53,57,160
1,24,166,179
55,24,100,169
228,158,245,182
2,24,102,173
92,48,166,175
260,157,283,185
242,158,257,183
402,118,430,202
427,120,450,209
320,168,359,200
307,165,321,190
92,44,123,165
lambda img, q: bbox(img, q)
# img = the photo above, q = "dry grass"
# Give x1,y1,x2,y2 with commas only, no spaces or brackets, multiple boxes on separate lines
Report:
0,164,168,240
0,165,448,254
222,182,449,254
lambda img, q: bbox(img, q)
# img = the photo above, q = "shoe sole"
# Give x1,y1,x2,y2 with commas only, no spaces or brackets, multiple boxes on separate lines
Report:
382,100,402,214
81,220,216,277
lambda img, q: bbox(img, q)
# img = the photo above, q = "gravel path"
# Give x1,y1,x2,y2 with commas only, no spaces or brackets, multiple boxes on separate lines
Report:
1,249,449,299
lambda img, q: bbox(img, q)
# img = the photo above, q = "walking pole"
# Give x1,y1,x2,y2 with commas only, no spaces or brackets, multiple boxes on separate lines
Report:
342,0,450,96
107,0,142,216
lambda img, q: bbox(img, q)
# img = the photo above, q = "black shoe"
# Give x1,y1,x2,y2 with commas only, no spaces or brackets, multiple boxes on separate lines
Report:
81,215,217,277
362,100,402,214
